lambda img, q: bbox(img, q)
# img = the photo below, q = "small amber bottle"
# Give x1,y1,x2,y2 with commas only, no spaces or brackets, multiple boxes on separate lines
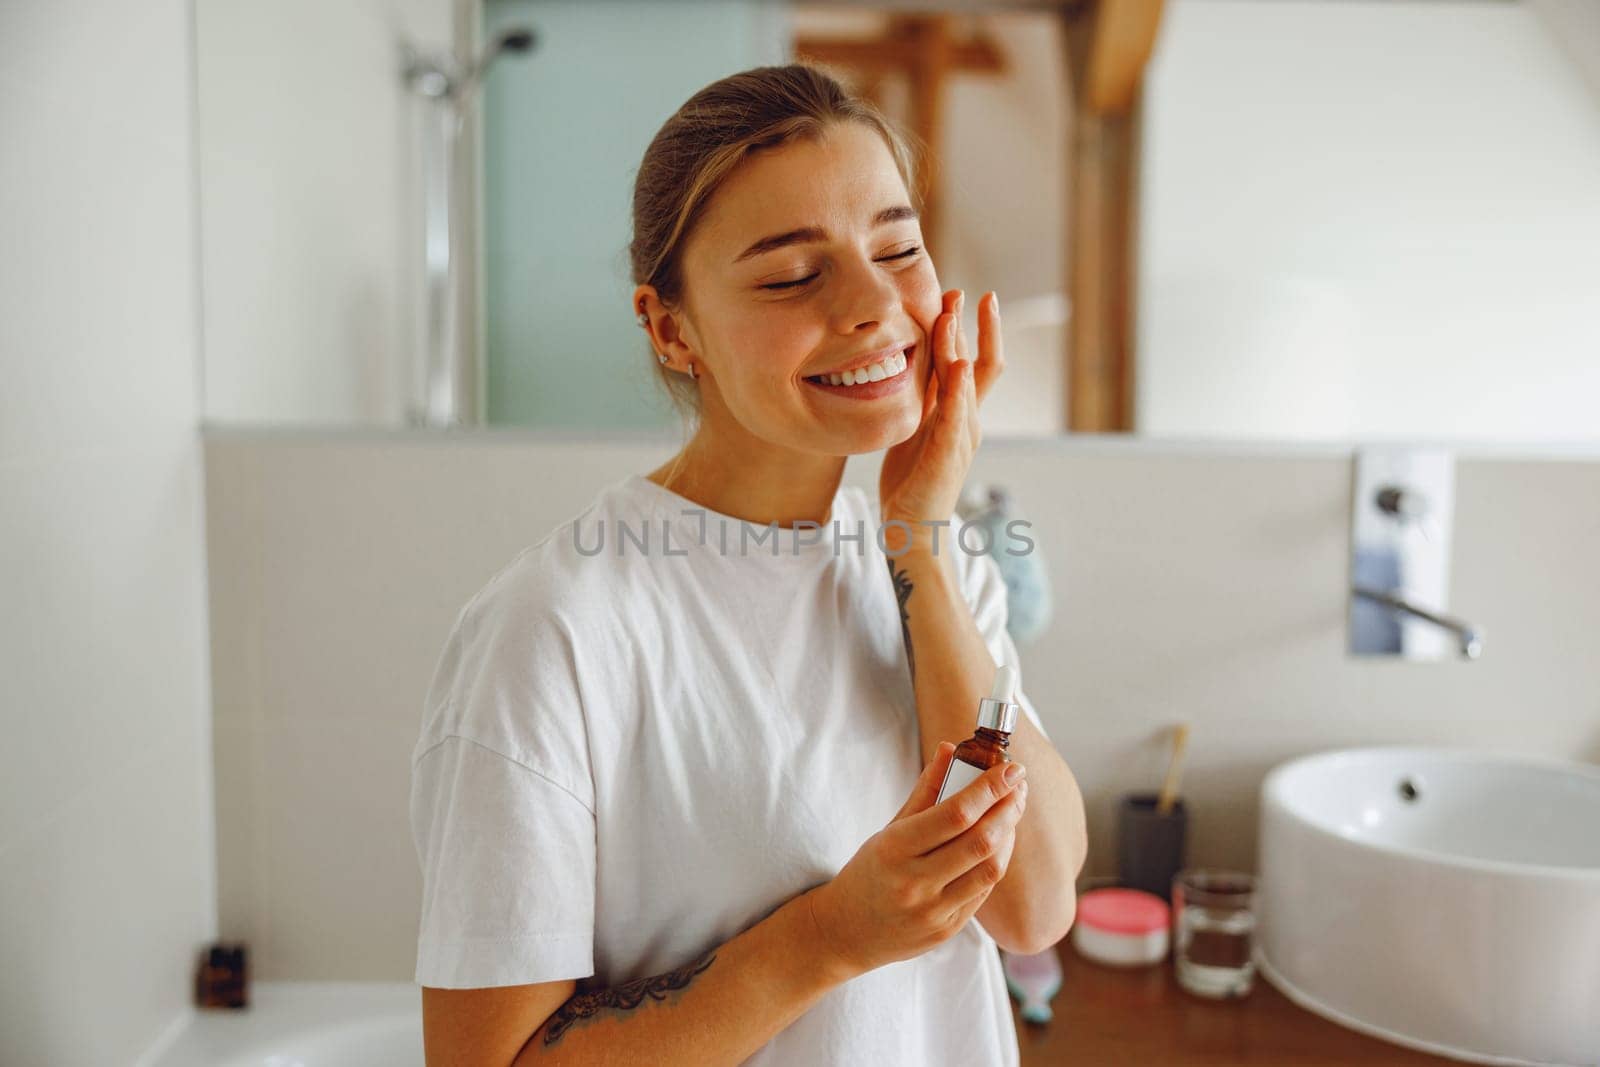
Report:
195,942,249,1009
936,664,1020,804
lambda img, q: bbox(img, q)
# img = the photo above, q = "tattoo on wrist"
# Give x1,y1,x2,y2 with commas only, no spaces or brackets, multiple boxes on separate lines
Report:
542,952,718,1046
888,557,915,675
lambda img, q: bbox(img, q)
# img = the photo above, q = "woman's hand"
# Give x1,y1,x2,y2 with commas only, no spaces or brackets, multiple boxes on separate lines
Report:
878,289,1005,533
808,741,1028,978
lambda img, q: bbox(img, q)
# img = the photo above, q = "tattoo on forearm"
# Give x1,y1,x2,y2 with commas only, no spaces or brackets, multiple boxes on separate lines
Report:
888,557,915,675
541,952,718,1047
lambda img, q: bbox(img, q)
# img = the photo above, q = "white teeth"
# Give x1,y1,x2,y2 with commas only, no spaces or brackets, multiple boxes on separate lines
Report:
814,349,909,388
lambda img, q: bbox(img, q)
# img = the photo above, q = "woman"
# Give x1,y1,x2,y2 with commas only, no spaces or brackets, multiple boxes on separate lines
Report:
411,63,1087,1066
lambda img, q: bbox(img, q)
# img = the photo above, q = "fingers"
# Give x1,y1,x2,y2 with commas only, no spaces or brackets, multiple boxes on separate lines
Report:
939,288,1004,392
962,346,980,451
936,873,997,936
935,349,974,457
892,742,957,822
917,292,961,427
953,290,970,363
932,778,1028,900
973,291,1004,404
889,760,1025,856
927,291,965,445
931,289,985,454
936,291,961,382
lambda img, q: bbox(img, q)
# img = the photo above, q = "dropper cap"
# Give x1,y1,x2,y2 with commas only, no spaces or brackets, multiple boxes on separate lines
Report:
977,663,1019,733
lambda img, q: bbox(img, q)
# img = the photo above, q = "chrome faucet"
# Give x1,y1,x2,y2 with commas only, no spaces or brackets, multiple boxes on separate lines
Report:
1350,584,1484,659
1348,449,1484,661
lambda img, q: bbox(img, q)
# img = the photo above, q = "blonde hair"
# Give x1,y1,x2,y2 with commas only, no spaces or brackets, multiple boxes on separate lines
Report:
628,63,922,427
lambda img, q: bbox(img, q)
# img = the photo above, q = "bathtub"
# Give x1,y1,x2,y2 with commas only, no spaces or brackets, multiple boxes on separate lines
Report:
146,982,423,1067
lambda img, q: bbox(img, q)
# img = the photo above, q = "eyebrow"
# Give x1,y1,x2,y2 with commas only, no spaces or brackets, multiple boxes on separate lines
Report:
731,205,919,265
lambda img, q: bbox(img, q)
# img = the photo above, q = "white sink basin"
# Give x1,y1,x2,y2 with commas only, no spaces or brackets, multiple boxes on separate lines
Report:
1257,747,1600,1066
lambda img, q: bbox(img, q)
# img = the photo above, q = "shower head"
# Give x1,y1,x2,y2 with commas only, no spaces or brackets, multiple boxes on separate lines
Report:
459,26,538,99
496,29,536,54
402,26,537,103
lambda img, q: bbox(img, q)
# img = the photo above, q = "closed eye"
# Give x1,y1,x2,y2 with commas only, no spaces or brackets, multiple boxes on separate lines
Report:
761,246,922,291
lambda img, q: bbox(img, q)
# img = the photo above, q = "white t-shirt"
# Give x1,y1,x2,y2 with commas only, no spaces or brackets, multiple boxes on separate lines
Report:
410,472,1048,1065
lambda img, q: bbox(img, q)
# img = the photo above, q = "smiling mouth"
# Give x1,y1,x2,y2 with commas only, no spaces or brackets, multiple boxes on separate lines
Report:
804,345,914,388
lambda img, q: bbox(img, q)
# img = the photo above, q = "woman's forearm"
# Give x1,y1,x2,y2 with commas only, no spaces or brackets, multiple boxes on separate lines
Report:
515,887,855,1066
978,708,1088,951
885,534,1088,954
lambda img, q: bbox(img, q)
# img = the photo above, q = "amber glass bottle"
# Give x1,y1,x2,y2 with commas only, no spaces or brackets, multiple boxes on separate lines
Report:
194,942,249,1009
936,664,1019,805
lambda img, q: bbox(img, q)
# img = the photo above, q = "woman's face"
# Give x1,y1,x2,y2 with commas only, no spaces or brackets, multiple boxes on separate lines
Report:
668,122,942,457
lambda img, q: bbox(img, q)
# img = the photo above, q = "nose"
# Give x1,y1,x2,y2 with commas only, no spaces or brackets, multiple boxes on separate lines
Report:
828,249,901,336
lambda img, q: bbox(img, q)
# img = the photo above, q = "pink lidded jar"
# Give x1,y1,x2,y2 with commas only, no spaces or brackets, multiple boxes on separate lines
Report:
1070,887,1170,967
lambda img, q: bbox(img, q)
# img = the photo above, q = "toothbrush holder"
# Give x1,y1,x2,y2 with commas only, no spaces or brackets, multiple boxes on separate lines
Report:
1116,791,1188,903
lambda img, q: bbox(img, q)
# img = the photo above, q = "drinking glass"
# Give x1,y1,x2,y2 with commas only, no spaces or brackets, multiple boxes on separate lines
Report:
1171,868,1256,998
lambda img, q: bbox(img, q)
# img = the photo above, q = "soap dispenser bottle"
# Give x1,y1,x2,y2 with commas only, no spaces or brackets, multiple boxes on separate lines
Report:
935,663,1020,805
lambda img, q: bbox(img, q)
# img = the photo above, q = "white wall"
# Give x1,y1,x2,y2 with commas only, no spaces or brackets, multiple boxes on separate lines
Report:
203,429,1600,978
194,0,453,426
0,3,217,1064
1138,0,1600,443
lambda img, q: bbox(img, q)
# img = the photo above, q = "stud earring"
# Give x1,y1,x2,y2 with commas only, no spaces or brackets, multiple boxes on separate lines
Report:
657,352,669,364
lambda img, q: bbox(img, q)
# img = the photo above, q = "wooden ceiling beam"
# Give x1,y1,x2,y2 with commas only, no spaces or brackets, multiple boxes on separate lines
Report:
795,37,1005,76
1083,0,1165,115
1063,0,1166,433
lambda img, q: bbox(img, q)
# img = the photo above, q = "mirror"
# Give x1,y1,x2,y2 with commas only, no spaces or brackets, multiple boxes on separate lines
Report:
193,0,1600,443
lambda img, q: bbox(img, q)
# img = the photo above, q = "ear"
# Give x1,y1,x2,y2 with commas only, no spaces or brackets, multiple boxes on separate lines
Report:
636,288,699,366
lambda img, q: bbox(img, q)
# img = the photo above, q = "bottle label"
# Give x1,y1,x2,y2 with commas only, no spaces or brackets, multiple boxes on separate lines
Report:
936,758,986,806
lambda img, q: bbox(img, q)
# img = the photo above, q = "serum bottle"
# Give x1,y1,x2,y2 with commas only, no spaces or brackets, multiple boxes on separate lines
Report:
936,664,1020,805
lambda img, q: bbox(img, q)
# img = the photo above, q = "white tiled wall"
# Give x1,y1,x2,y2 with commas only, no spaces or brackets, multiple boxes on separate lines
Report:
203,428,1600,980
0,2,217,1065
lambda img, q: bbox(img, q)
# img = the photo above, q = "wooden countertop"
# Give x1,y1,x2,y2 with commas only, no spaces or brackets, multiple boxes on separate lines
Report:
1011,941,1450,1065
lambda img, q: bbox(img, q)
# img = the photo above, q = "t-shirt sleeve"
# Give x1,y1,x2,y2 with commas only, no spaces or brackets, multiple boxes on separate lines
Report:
957,536,1050,741
410,559,601,989
411,733,596,989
